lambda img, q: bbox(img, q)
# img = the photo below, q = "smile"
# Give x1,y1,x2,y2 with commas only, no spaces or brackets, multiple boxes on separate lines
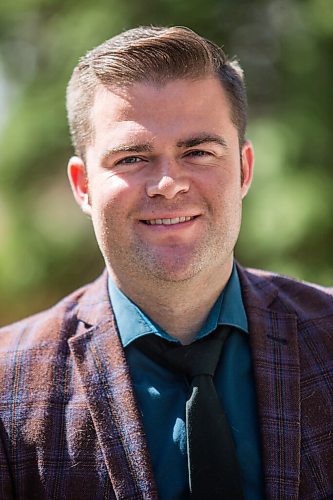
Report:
143,216,195,225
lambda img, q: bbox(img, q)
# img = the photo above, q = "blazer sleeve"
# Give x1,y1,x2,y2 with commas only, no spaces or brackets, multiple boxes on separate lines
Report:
0,420,15,499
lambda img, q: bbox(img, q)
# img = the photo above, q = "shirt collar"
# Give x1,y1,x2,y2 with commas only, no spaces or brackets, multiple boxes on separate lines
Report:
108,262,248,348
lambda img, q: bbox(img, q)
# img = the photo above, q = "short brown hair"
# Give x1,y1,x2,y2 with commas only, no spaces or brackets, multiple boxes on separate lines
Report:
66,26,247,159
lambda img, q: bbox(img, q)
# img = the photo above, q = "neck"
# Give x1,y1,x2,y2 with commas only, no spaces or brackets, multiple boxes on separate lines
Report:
108,259,233,345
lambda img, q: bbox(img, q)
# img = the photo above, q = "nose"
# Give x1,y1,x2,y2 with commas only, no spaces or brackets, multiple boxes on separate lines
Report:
146,159,190,199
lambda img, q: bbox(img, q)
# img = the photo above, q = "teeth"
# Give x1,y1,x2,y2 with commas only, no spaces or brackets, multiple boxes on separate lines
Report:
145,216,194,225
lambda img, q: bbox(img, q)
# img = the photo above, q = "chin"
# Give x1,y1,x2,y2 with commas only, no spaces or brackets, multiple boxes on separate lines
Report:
149,269,196,283
141,257,211,284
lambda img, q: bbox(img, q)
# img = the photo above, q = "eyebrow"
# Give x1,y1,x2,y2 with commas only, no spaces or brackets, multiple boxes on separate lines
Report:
100,134,228,163
176,134,228,149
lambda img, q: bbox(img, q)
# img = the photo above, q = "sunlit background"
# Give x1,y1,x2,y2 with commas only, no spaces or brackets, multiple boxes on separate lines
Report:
0,0,332,325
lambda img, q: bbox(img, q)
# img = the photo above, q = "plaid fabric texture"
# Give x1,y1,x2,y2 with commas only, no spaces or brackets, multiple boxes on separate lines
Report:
0,265,332,499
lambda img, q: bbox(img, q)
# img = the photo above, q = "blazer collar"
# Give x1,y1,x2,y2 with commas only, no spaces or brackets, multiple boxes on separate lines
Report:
237,264,301,499
68,271,158,500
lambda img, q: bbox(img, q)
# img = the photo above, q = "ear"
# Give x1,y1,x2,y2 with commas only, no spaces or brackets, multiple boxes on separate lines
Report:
240,140,254,199
67,156,91,216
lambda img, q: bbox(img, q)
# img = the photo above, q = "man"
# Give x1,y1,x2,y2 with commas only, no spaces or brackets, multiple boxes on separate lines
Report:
0,26,332,500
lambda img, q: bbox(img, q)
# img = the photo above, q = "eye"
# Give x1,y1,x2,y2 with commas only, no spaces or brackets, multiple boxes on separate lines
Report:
116,156,144,165
184,150,213,158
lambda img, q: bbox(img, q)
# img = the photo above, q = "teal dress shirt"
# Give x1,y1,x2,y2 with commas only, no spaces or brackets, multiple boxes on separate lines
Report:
108,265,264,499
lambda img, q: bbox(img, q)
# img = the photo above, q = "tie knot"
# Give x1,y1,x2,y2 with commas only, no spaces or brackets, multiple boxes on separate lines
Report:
136,326,232,381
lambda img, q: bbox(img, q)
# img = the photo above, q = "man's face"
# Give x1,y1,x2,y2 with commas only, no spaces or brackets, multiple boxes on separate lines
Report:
68,77,253,286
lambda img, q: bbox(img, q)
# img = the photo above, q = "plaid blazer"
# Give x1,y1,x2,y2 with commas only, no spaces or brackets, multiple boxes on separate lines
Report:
0,265,332,499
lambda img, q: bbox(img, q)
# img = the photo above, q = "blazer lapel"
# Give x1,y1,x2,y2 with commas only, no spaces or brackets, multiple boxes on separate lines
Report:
238,266,301,499
68,273,157,500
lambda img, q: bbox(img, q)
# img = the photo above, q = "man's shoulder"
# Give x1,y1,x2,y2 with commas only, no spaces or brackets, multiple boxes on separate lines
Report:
238,264,333,321
0,273,107,352
241,265,333,295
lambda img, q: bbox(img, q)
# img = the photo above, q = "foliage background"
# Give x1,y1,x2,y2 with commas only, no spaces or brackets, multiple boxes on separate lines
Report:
0,0,332,325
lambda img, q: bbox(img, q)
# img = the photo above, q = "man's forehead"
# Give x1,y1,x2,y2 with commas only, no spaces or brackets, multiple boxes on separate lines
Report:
89,77,232,128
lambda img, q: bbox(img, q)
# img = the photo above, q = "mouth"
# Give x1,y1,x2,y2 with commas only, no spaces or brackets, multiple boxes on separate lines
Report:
142,216,197,226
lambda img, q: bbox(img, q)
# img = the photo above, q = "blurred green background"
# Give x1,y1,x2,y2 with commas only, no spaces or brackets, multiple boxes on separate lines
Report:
0,0,332,325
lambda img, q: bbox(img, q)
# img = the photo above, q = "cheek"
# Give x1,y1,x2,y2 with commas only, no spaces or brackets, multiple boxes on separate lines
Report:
89,176,140,241
88,174,132,210
201,172,242,207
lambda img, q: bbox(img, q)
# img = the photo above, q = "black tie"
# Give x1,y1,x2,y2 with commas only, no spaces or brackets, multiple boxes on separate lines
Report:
136,326,244,499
